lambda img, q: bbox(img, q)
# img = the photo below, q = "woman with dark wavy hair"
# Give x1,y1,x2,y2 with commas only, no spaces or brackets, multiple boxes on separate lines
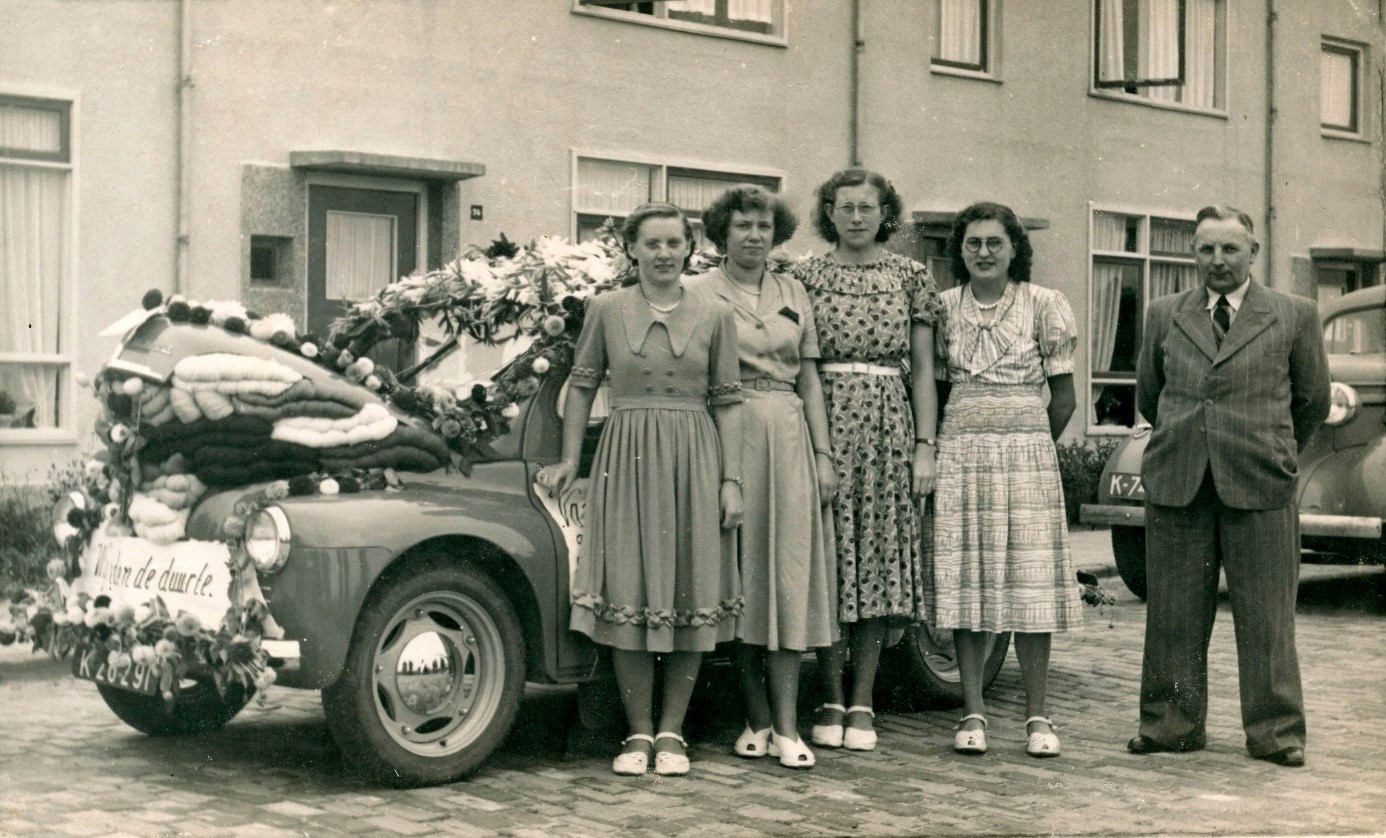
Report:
928,201,1083,758
792,169,942,753
688,185,837,769
538,202,745,777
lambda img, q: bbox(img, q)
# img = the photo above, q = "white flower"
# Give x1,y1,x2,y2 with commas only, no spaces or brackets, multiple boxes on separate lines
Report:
84,460,105,479
318,478,340,496
249,312,297,342
531,356,550,375
133,604,152,624
109,424,130,444
300,342,319,359
65,606,84,625
501,403,520,419
131,644,156,666
364,374,382,390
120,377,145,396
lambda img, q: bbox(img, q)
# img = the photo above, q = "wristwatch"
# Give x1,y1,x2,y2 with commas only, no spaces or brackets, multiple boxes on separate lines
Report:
723,476,744,486
915,437,937,446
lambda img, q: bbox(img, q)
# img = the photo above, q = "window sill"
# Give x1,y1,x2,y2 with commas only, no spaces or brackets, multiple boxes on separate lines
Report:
1086,424,1135,436
571,6,787,48
1321,128,1371,145
930,64,1001,84
1088,90,1228,121
0,428,77,446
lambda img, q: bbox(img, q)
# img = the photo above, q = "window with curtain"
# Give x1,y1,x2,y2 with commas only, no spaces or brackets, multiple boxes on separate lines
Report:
575,0,784,40
934,0,989,73
1320,40,1361,133
0,94,71,434
1094,0,1224,111
573,156,780,247
1089,209,1198,430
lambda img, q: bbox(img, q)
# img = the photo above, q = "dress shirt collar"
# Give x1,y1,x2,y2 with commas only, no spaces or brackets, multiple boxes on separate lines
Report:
1205,278,1251,313
618,282,704,358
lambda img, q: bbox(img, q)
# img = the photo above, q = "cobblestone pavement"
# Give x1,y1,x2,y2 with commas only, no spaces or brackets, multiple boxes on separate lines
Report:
1,532,1382,838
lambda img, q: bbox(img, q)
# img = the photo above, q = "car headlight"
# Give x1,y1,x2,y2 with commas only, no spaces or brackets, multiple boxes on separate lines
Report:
244,506,291,574
1324,382,1360,427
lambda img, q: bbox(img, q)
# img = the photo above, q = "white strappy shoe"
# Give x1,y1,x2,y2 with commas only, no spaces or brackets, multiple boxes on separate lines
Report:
810,703,846,748
734,724,772,758
842,706,877,751
768,730,816,769
613,733,654,775
653,732,690,776
1025,716,1060,758
953,713,988,754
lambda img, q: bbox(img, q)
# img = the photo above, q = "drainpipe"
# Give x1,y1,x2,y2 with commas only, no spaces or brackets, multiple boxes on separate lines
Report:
174,0,193,295
1263,1,1276,287
849,0,864,166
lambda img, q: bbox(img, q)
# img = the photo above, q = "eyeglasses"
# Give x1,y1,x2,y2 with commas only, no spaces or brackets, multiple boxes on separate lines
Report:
832,203,880,218
963,237,1007,254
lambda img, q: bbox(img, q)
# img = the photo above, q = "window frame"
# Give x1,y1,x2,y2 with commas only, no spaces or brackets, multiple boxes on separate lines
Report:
930,0,1002,82
1086,204,1200,435
1088,0,1228,118
570,150,785,246
572,0,788,47
1320,37,1366,139
0,90,77,446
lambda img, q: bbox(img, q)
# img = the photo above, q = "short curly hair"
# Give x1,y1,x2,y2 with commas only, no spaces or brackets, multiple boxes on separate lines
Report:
946,201,1033,284
701,186,799,253
812,168,905,244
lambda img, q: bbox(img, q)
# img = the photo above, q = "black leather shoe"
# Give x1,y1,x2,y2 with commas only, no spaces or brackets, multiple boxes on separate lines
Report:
1255,746,1305,767
1127,735,1204,755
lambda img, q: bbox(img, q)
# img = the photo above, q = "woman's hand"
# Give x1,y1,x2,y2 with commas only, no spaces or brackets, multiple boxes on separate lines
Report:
536,461,578,498
814,451,838,502
720,481,744,530
911,444,937,499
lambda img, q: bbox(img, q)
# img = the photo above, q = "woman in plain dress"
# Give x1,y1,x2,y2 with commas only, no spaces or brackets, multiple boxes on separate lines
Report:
928,201,1084,758
792,168,942,752
537,202,745,777
687,185,837,769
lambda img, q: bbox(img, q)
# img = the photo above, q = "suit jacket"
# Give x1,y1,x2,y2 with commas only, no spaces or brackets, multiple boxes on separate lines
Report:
1137,281,1331,510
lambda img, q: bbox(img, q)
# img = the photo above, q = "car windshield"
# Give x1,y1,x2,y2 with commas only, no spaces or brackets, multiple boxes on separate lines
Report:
1323,308,1385,355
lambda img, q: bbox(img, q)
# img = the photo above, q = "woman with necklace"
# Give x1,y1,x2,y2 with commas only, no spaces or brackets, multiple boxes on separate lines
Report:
928,201,1083,758
792,169,942,752
687,186,837,769
538,203,745,777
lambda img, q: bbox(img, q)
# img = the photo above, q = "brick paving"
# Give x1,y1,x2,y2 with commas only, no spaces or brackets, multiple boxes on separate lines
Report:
0,531,1382,837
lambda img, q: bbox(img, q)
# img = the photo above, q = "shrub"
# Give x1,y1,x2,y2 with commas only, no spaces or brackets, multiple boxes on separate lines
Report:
0,463,80,598
1055,437,1121,526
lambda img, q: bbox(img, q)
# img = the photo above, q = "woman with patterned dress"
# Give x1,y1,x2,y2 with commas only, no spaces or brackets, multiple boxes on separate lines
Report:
687,186,837,770
928,201,1084,758
537,203,745,777
792,169,942,752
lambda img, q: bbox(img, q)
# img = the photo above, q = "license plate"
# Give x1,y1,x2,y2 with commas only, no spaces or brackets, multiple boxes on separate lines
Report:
1107,472,1146,500
73,650,159,696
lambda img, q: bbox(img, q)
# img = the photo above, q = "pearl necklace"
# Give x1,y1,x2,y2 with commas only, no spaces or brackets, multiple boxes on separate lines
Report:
970,286,1003,311
642,286,684,314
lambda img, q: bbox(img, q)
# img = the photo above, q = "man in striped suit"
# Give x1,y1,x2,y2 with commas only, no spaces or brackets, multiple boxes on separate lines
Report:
1128,206,1331,768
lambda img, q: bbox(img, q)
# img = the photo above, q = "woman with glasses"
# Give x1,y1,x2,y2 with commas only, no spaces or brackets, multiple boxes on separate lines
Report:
688,186,837,769
928,201,1083,758
791,168,942,752
537,203,745,777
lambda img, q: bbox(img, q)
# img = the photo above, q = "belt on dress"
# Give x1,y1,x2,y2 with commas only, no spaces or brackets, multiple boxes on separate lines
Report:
820,362,899,376
741,378,796,392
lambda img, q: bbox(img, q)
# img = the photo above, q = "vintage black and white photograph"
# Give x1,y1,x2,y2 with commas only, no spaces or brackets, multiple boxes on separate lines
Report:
0,1,1383,836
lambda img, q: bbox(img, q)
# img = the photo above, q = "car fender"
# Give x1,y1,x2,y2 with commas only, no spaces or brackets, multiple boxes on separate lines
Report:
1298,433,1386,521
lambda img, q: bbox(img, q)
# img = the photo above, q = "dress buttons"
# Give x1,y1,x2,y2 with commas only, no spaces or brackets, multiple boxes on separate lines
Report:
644,369,652,376
666,370,675,376
665,386,676,394
644,385,654,393
755,322,765,329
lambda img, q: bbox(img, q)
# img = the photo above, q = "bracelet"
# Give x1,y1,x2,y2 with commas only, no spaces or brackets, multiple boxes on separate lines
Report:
915,437,937,446
723,476,744,486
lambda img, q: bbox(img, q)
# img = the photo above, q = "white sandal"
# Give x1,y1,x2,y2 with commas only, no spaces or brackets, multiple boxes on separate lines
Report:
613,733,654,775
768,730,816,769
653,732,690,776
1026,716,1060,758
842,706,877,751
810,703,846,748
953,713,988,755
734,724,772,758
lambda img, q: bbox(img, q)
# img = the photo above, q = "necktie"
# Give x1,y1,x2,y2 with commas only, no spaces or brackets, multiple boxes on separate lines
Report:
1212,295,1231,346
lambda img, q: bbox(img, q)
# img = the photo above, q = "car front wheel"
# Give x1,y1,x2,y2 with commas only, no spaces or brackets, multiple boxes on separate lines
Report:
322,561,525,787
1111,526,1148,599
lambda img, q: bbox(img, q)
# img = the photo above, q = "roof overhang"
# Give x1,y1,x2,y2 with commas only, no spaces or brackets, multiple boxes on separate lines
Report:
1309,246,1386,263
290,150,485,182
913,210,1050,231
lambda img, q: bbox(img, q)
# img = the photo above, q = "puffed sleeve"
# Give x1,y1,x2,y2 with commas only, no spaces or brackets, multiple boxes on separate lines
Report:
791,276,821,361
908,260,944,326
1036,287,1078,377
707,300,744,406
567,294,608,389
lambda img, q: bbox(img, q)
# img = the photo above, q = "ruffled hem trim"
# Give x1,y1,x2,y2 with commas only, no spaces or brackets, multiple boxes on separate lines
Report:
572,591,745,629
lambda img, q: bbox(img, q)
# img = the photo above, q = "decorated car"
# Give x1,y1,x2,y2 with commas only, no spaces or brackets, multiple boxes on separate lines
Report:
1081,284,1386,598
24,230,1011,787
